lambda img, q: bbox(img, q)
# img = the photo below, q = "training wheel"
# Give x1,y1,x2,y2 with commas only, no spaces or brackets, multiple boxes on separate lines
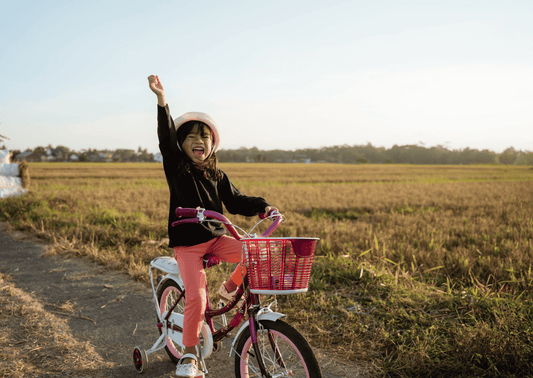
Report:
133,346,148,373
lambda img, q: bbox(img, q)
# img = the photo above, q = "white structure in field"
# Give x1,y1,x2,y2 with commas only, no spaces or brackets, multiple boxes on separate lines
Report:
0,150,27,199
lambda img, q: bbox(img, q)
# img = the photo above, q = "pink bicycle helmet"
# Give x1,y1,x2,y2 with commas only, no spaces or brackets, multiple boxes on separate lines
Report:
174,112,221,154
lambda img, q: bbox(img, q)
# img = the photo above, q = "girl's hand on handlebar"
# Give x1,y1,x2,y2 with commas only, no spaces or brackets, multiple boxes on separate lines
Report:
264,206,278,214
259,206,279,219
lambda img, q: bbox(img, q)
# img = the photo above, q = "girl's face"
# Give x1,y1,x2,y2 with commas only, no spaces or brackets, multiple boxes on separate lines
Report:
181,124,213,165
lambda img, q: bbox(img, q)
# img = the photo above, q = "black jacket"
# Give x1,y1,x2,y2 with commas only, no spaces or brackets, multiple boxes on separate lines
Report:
157,105,270,247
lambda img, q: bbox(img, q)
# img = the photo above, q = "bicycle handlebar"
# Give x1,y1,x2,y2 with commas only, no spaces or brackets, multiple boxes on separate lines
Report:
173,208,198,218
171,207,282,240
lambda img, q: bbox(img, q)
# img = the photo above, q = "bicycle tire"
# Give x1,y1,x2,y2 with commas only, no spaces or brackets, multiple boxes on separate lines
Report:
156,280,186,363
234,319,323,378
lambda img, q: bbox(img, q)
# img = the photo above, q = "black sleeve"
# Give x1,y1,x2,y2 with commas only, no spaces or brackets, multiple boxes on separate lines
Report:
219,171,270,216
157,104,180,160
157,105,188,185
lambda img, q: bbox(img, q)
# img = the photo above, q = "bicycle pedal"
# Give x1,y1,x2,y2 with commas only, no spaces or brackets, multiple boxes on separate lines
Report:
212,341,223,353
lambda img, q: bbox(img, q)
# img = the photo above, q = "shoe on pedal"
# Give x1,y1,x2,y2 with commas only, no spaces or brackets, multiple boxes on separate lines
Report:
175,353,204,378
218,281,237,303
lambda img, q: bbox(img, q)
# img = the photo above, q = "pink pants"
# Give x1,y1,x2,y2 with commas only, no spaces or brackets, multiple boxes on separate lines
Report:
173,235,244,346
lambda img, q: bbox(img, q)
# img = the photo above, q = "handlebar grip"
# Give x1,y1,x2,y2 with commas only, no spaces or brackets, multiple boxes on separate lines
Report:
175,207,198,218
171,217,200,227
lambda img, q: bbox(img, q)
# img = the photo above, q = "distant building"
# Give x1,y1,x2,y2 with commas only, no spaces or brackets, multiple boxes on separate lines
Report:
14,151,32,162
14,150,44,162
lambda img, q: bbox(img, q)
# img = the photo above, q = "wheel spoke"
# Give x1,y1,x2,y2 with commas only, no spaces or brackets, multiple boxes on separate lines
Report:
236,321,318,377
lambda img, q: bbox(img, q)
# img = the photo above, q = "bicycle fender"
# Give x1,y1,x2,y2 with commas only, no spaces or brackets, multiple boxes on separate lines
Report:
158,273,184,291
229,311,286,358
165,312,214,359
150,256,181,274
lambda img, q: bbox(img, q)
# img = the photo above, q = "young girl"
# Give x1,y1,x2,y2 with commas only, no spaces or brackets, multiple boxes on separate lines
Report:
148,75,277,378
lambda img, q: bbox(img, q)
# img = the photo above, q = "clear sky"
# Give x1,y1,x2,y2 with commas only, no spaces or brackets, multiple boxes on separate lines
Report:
1,0,532,154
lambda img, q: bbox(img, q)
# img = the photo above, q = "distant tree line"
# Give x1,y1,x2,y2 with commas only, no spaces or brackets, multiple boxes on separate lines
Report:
217,144,533,165
6,143,533,165
9,145,155,163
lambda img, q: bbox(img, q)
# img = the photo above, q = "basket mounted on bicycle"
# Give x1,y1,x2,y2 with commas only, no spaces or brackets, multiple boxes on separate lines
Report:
243,237,317,295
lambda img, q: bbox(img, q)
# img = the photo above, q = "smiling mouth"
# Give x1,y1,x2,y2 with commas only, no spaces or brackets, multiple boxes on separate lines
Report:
192,147,204,157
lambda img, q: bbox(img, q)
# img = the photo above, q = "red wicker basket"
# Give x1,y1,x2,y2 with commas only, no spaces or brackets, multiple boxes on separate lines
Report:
242,237,318,295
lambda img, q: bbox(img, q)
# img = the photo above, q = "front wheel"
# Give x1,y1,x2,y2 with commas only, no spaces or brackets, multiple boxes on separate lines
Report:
234,320,322,378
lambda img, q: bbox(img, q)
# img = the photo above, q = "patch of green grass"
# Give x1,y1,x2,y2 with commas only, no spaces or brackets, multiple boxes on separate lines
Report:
0,192,165,249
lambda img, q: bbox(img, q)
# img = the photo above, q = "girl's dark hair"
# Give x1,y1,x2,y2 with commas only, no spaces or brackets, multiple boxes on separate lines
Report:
175,121,220,180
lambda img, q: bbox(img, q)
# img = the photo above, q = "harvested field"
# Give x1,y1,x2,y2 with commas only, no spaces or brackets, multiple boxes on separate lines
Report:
1,162,532,377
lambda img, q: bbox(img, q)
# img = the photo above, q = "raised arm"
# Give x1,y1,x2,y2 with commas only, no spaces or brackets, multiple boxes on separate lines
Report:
148,75,180,168
148,75,166,107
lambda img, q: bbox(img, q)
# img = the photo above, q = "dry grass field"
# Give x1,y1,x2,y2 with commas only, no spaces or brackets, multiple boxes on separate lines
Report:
1,162,532,377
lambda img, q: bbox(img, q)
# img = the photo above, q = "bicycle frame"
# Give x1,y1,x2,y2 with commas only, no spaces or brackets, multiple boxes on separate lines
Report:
153,263,286,376
139,208,291,377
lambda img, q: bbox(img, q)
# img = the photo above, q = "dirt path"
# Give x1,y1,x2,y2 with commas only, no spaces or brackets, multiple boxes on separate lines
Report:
0,223,367,377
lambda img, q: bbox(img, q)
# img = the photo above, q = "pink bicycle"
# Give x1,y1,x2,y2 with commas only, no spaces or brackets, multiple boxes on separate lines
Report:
133,207,322,378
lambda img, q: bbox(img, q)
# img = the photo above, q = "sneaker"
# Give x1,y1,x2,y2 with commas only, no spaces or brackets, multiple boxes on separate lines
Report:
218,281,237,303
175,353,204,378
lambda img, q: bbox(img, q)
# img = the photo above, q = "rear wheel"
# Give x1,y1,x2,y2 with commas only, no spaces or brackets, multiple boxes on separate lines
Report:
156,280,186,362
234,320,322,378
